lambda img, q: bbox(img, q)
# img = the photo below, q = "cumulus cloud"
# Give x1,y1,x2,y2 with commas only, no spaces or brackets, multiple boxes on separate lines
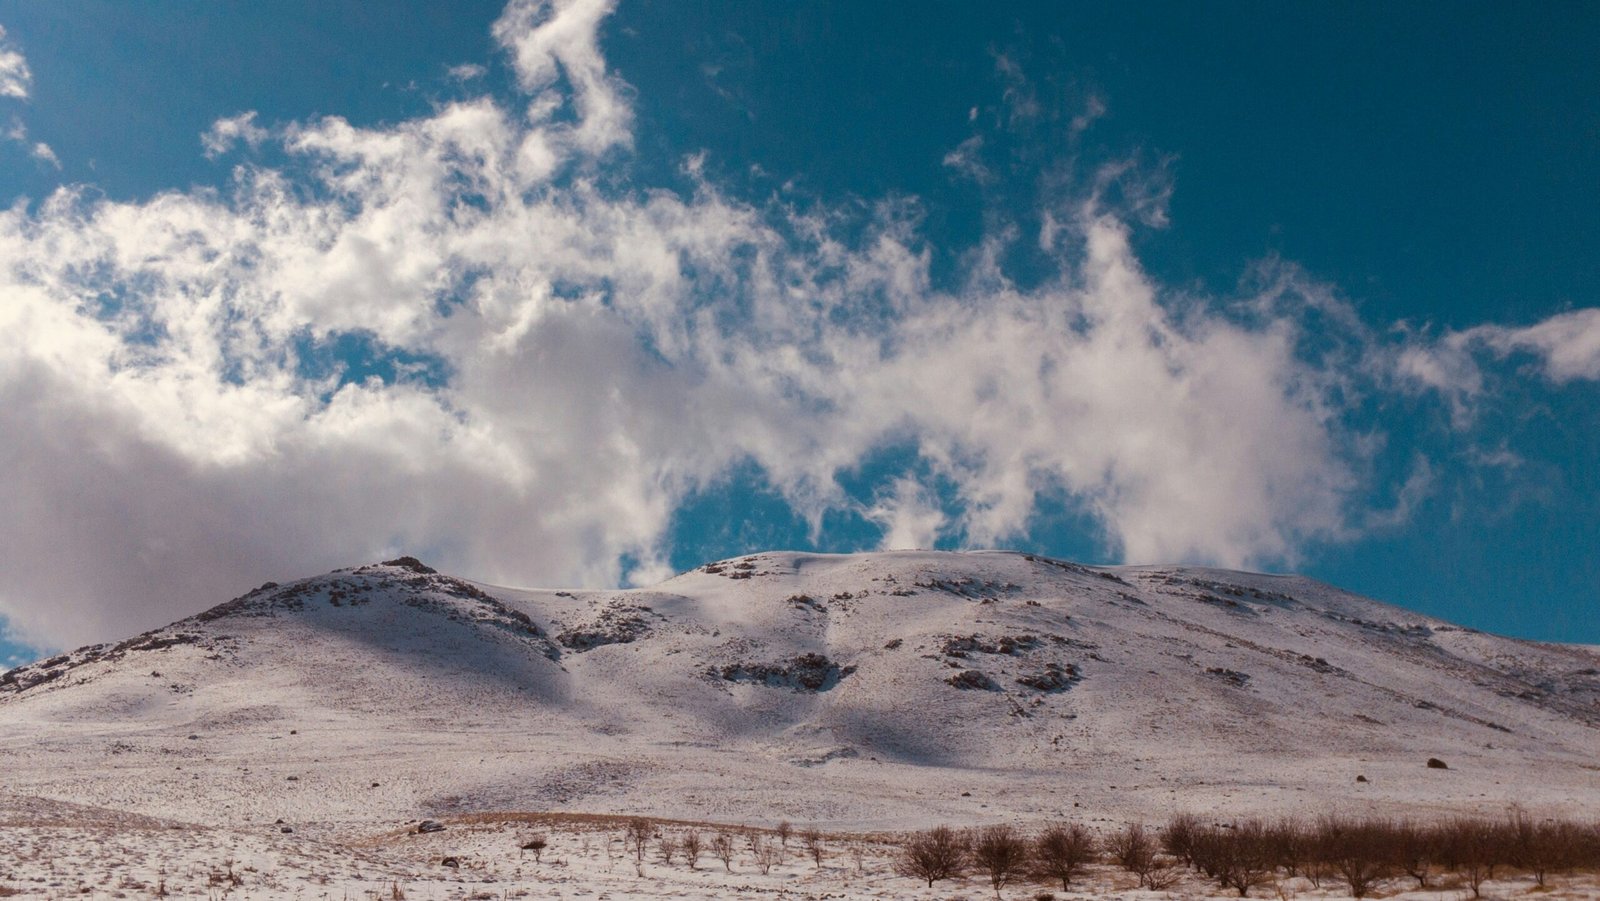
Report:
0,25,30,100
0,0,1593,653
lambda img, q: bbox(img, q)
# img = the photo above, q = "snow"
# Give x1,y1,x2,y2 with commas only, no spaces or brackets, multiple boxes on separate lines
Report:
1,550,1597,897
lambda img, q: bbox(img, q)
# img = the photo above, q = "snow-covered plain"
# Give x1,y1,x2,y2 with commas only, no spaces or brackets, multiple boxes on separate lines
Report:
1,550,1597,898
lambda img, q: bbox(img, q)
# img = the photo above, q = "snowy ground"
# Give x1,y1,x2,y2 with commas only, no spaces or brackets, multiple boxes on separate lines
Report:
2,804,1599,900
1,551,1597,897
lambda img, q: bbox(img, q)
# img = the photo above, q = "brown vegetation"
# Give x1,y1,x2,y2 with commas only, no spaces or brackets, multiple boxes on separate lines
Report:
894,824,966,888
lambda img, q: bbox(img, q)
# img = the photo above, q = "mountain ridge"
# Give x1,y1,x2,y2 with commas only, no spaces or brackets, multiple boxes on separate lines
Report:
1,550,1596,831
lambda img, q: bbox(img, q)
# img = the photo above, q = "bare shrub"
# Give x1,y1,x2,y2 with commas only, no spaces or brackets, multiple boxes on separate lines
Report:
1220,820,1275,898
711,831,735,872
1265,817,1308,878
1107,822,1179,889
752,837,783,875
1575,822,1600,874
971,824,1030,900
519,833,547,862
1189,822,1273,895
895,825,967,888
1508,807,1577,888
1189,825,1223,879
1035,822,1095,889
1144,858,1184,890
801,827,826,868
1391,819,1436,888
624,817,652,862
656,834,678,865
1440,815,1513,898
776,820,793,848
745,828,780,864
681,830,702,869
1163,813,1201,868
1314,816,1390,899
1107,822,1153,873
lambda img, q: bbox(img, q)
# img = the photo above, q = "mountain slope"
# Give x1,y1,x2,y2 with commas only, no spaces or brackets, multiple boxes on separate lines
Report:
2,551,1596,831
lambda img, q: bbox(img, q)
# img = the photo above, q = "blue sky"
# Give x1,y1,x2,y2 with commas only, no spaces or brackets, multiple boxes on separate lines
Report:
0,0,1596,664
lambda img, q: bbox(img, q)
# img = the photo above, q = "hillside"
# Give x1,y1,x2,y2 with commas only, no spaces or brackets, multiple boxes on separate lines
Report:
2,551,1597,836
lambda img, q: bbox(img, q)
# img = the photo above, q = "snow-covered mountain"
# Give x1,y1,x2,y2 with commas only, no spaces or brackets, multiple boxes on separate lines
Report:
2,551,1596,832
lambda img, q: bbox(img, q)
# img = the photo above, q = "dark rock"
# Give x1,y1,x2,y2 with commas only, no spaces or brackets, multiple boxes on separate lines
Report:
1016,663,1081,693
382,556,437,574
940,633,1041,658
417,820,446,834
1426,757,1449,769
945,669,1001,691
715,653,855,692
556,603,655,652
1205,667,1251,687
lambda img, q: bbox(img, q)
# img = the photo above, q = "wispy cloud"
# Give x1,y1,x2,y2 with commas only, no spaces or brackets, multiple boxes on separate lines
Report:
1397,309,1600,424
0,0,1593,652
1,28,57,173
941,135,991,183
1468,308,1600,383
0,26,31,100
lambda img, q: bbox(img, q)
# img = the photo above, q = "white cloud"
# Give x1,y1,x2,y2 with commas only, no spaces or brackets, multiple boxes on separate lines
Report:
0,0,1591,654
1396,309,1600,425
0,26,30,100
201,111,268,158
0,114,52,169
491,0,632,156
869,478,947,551
941,136,990,184
30,141,58,168
1469,308,1600,383
448,63,488,81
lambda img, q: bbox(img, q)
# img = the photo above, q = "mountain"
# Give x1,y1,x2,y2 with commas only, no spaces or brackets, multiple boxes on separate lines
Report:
1,551,1596,833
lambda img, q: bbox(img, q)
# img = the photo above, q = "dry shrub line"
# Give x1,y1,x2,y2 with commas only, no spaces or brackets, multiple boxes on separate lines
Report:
484,810,1600,898
1168,810,1600,899
887,809,1600,899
